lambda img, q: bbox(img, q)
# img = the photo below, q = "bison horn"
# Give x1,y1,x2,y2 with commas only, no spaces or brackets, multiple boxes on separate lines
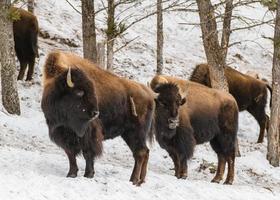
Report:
130,96,138,117
66,67,74,88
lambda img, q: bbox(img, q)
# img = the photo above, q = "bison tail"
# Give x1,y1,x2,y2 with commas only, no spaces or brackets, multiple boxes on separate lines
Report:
266,83,272,107
146,104,155,146
30,30,39,58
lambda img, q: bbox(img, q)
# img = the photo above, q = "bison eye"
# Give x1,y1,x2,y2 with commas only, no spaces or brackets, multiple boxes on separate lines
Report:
75,90,84,97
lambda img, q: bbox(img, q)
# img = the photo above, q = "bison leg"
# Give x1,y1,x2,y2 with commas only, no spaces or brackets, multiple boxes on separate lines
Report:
211,154,226,183
121,132,149,186
65,149,78,178
26,57,35,81
168,150,180,178
265,114,270,133
235,138,241,157
139,148,149,184
179,156,188,179
82,150,95,178
17,61,28,80
131,148,149,186
247,106,267,143
224,153,235,185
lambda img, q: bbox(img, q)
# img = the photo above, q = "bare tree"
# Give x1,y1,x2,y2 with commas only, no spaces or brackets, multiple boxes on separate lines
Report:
81,0,97,62
157,0,164,74
196,0,233,92
27,0,35,13
267,0,280,167
196,0,243,156
106,0,115,71
0,0,21,115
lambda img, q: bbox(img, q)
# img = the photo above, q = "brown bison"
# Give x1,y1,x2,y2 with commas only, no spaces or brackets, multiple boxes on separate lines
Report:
41,51,155,185
151,75,238,184
190,64,271,143
12,7,39,81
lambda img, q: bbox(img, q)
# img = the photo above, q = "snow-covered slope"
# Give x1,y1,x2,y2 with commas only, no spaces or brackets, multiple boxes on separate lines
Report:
0,0,279,199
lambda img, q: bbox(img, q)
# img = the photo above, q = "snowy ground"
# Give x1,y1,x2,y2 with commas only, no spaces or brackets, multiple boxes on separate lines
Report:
0,0,280,199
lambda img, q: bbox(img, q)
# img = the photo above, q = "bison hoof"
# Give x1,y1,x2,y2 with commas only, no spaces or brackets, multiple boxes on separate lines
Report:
130,178,142,186
67,173,77,178
211,178,221,184
235,151,241,157
180,172,188,179
257,139,263,143
84,171,95,178
223,180,233,185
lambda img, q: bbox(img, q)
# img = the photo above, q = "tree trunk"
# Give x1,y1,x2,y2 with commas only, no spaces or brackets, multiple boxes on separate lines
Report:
220,0,233,64
196,0,241,156
156,0,163,75
81,0,97,62
267,0,280,167
106,0,115,71
196,0,229,92
97,42,105,68
0,1,21,115
27,0,34,13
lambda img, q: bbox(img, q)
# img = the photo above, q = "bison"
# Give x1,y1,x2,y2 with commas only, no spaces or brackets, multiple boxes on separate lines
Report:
190,64,271,143
41,51,155,185
12,7,39,81
151,75,238,184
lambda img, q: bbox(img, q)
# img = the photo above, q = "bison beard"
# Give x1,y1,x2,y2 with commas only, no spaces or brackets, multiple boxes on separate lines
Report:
190,64,271,143
12,7,39,81
41,51,155,185
151,76,238,184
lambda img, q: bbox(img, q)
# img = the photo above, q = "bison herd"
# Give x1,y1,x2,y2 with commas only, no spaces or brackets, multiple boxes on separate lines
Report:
11,7,272,186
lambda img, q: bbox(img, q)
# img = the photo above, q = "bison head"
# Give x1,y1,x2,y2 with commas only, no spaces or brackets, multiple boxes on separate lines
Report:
153,83,186,138
42,67,100,137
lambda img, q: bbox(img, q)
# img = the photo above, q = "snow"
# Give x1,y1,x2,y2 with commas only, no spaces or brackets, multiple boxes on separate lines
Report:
0,0,280,199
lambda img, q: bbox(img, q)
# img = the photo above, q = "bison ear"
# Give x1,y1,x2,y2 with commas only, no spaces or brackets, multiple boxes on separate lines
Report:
181,97,186,106
153,84,162,93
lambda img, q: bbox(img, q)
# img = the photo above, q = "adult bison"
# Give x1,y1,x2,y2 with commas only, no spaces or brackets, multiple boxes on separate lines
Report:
190,64,271,143
41,51,155,185
151,75,238,185
12,7,39,81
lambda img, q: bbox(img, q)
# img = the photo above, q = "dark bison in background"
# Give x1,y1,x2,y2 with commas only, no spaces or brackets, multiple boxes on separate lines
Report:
41,51,155,186
151,75,238,185
12,7,39,81
190,64,271,143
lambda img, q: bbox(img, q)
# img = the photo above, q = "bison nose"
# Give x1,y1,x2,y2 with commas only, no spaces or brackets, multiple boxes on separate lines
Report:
168,118,179,129
91,110,100,120
168,118,178,124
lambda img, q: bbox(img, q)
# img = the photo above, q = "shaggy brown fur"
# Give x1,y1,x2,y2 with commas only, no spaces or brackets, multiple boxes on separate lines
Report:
41,51,155,185
151,75,238,185
12,7,39,81
190,64,271,143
